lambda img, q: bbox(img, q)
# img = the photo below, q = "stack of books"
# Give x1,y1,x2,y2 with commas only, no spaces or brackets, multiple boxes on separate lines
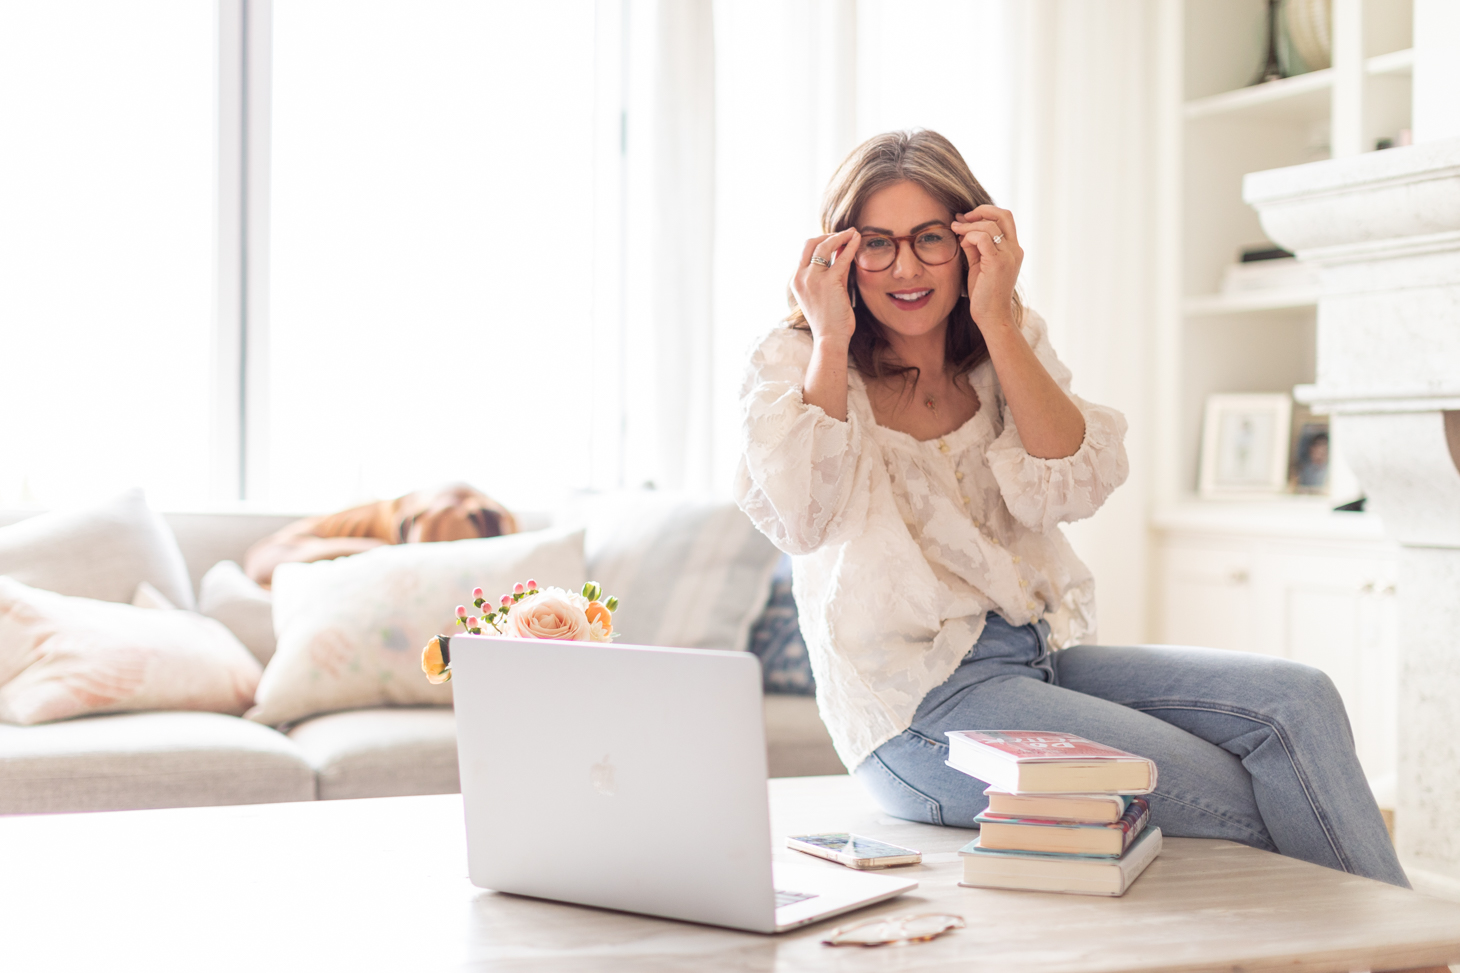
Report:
949,731,1161,896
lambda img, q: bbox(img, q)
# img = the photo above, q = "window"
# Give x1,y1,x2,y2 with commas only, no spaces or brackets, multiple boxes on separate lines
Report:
0,2,216,508
265,0,603,512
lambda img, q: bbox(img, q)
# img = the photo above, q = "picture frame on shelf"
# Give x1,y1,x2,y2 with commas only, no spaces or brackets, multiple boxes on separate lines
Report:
1199,393,1294,498
1288,404,1330,495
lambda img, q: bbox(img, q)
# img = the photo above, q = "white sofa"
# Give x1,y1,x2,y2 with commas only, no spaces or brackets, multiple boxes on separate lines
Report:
0,510,843,815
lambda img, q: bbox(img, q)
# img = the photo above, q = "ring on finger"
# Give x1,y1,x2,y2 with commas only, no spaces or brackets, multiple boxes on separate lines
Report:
810,255,831,267
992,233,1004,245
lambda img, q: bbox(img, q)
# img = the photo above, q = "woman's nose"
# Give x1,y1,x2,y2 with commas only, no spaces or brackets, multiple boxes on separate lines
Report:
891,241,921,277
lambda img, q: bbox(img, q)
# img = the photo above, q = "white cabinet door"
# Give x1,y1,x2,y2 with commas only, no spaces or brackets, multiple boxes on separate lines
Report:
1159,541,1257,653
1270,552,1399,782
1157,531,1399,783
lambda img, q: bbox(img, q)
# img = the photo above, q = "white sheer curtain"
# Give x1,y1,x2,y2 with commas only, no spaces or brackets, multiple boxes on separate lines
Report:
1008,0,1158,644
619,0,718,493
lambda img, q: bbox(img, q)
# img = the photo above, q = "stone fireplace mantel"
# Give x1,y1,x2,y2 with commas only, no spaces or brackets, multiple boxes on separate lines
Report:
1246,136,1460,882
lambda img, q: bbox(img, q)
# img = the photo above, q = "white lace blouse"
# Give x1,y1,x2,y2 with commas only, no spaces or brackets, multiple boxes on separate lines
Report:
733,310,1129,770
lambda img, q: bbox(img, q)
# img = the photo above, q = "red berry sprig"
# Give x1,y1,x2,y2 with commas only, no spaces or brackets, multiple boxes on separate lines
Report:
456,579,542,635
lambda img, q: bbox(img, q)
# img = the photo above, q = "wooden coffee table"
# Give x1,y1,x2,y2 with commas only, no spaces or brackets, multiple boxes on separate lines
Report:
3,775,1458,972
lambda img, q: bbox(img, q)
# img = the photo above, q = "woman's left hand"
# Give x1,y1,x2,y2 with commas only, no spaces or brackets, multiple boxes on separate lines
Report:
951,204,1024,331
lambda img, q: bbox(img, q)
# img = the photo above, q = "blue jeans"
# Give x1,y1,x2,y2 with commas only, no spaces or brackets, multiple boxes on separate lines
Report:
854,614,1409,887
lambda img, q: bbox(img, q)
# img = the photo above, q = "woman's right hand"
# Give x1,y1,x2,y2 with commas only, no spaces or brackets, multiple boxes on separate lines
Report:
792,228,859,422
791,228,861,348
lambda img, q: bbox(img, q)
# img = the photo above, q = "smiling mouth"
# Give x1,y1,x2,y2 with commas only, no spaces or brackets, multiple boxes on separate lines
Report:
888,289,933,308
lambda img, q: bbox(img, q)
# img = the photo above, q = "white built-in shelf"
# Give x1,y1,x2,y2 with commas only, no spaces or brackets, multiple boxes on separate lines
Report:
1366,47,1414,76
1152,497,1389,543
1182,289,1319,316
1184,69,1332,122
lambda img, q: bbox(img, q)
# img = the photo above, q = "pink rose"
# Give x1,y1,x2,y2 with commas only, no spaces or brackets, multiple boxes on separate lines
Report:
504,588,591,641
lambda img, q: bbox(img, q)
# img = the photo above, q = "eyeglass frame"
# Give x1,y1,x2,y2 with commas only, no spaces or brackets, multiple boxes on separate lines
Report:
852,221,963,273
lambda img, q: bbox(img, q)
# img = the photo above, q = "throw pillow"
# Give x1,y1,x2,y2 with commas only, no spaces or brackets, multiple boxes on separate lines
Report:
198,560,276,666
555,491,782,653
248,527,585,727
0,577,261,725
747,555,816,695
0,489,195,610
131,581,178,610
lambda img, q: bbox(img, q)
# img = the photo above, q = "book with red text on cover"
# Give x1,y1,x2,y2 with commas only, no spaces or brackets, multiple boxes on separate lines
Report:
975,796,1151,857
945,731,1157,794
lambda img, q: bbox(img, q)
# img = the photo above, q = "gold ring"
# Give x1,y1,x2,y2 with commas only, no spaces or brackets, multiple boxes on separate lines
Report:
810,256,830,267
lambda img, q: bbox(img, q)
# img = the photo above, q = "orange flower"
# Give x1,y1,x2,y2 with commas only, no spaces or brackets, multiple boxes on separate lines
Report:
585,601,613,634
421,636,451,684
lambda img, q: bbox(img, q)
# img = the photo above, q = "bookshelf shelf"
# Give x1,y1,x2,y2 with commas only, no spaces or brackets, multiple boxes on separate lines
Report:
1182,289,1320,316
1366,46,1414,76
1183,69,1332,122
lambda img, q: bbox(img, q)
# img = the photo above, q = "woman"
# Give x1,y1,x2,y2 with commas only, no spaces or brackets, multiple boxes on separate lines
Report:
734,130,1409,890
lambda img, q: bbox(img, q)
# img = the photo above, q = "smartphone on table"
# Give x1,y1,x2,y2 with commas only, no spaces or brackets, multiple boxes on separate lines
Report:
786,832,922,869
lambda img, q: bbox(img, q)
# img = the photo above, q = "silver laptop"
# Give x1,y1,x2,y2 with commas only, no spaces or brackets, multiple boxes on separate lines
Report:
450,635,917,933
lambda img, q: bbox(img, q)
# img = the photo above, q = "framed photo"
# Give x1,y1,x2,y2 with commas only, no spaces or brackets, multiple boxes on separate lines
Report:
1199,393,1293,497
1288,404,1330,494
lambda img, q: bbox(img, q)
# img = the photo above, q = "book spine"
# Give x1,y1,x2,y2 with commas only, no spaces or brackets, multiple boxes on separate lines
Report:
1117,797,1151,853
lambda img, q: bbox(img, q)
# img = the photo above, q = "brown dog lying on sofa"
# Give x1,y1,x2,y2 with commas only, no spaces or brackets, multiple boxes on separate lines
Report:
244,484,517,588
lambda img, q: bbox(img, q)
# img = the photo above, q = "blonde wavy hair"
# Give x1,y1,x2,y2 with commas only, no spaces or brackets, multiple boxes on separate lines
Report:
788,129,1022,382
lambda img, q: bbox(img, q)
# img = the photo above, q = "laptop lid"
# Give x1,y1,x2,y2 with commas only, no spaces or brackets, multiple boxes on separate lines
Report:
451,636,778,932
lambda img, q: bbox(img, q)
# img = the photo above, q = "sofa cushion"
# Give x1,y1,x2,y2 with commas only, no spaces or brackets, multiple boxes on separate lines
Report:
249,527,586,727
0,711,315,813
198,560,276,666
556,491,782,652
763,694,844,778
288,707,459,800
0,577,262,725
747,555,816,696
0,489,195,610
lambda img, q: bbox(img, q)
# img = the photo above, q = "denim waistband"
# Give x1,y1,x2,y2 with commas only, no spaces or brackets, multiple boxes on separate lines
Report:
915,612,1055,723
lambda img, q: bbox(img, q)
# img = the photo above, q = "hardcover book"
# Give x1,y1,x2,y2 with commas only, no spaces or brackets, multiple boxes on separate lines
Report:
983,788,1132,823
959,827,1163,896
975,797,1151,857
945,731,1157,794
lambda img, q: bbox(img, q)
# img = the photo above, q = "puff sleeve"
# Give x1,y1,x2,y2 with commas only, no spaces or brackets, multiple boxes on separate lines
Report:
733,327,873,555
985,312,1130,534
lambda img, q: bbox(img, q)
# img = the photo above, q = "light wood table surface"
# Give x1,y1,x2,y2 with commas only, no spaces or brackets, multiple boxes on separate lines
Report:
2,775,1459,972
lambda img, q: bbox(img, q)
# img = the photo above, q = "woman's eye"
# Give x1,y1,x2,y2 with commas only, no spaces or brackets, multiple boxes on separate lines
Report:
919,231,950,245
864,237,892,250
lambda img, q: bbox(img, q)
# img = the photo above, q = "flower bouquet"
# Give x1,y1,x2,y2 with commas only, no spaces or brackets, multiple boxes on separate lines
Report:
420,580,620,684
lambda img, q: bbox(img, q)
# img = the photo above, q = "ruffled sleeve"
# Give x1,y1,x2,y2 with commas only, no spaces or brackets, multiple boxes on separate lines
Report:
733,327,873,555
985,311,1129,533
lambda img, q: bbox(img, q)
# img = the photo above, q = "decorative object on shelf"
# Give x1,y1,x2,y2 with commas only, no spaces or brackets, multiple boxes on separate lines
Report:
1252,0,1332,85
1220,243,1318,295
1288,406,1330,494
1283,0,1333,73
1255,0,1285,83
421,579,620,683
1199,393,1294,498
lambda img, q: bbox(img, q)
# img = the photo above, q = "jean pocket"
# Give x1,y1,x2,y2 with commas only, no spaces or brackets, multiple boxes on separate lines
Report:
855,751,943,827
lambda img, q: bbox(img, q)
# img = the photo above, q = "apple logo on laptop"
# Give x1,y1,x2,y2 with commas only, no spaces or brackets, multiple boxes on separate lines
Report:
590,754,615,797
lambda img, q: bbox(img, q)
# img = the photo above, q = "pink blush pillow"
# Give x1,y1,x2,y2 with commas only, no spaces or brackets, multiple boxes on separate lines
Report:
0,577,262,725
